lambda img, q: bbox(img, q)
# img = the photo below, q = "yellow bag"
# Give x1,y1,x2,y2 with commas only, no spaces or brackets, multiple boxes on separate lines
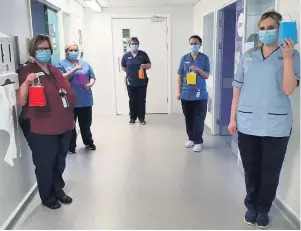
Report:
186,72,196,85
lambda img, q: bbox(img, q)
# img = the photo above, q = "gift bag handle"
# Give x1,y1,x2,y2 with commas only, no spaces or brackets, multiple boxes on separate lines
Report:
281,12,295,22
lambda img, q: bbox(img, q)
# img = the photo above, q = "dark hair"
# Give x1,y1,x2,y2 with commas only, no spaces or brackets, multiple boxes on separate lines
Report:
28,34,53,57
130,37,140,45
189,35,202,45
258,10,283,27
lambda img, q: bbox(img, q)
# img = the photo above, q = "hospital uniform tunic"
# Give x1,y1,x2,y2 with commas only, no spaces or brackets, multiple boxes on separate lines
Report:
121,50,151,121
178,52,210,144
232,47,300,213
18,63,76,204
57,59,96,150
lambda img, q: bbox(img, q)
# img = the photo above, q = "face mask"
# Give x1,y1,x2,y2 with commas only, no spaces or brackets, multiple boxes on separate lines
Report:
35,50,51,63
258,29,277,45
190,45,200,53
68,51,79,61
130,45,138,52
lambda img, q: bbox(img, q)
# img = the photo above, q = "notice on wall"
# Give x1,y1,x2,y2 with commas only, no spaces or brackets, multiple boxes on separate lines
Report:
49,24,57,50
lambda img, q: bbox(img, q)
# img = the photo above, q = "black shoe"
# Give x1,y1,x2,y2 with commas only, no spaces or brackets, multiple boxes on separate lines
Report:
139,120,146,125
87,143,96,150
42,201,61,210
244,209,257,225
256,213,269,229
57,195,73,204
69,149,76,154
129,119,136,125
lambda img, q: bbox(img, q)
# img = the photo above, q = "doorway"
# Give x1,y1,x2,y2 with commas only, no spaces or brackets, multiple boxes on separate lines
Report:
112,18,169,115
215,2,237,141
30,0,61,65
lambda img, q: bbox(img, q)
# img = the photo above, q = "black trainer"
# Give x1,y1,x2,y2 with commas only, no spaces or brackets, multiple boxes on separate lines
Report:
42,201,61,210
69,149,76,154
57,194,73,204
129,119,136,125
256,213,269,229
244,209,257,225
87,143,96,150
139,120,146,125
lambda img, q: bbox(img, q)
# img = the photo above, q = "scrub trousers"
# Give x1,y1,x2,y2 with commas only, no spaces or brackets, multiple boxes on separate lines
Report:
127,85,147,121
69,106,94,150
20,119,71,204
237,131,290,213
181,99,207,144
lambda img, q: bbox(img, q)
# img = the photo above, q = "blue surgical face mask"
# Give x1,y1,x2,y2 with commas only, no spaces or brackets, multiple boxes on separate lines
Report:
68,51,79,61
35,50,51,63
189,45,200,53
130,45,138,52
258,29,277,45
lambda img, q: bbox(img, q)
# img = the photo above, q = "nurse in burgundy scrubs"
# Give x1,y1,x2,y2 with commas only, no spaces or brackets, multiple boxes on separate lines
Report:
17,35,76,210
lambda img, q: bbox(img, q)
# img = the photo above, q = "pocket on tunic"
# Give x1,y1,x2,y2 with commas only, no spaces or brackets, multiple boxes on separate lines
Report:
267,108,291,135
237,105,253,130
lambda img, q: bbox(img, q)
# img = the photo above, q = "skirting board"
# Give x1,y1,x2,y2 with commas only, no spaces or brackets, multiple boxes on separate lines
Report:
2,183,38,230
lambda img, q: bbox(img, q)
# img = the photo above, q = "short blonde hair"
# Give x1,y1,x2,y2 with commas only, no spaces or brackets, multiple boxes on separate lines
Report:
28,35,53,57
64,42,79,53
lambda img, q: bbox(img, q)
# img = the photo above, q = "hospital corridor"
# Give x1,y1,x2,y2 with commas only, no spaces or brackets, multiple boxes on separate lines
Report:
0,0,300,230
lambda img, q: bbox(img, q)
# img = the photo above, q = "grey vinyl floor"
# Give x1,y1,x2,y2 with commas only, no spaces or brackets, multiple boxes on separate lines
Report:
12,115,298,230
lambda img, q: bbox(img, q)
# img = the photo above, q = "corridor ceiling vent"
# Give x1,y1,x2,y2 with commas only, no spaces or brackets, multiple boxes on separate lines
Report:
83,0,102,12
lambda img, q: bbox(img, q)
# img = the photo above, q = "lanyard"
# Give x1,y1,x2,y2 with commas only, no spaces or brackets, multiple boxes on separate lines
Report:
35,63,66,96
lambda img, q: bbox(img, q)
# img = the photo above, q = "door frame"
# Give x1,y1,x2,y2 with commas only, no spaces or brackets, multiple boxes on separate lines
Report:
110,15,172,115
213,0,238,136
212,0,240,136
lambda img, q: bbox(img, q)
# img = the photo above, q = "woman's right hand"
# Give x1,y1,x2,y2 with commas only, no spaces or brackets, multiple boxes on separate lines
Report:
75,64,83,71
176,92,180,101
25,73,37,85
228,119,237,135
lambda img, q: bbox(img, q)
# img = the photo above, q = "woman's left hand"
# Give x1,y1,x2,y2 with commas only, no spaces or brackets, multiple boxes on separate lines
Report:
281,39,295,59
84,83,93,89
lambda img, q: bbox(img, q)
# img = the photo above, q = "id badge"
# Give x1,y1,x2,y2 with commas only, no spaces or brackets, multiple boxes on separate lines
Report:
196,90,200,98
61,96,69,108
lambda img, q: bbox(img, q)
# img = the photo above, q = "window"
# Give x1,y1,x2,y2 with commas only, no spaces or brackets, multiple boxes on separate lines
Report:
203,13,214,73
245,0,276,47
122,29,130,53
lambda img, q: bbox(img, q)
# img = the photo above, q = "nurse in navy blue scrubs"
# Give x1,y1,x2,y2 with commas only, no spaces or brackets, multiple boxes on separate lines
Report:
177,35,210,153
121,37,151,125
57,42,96,153
228,10,300,228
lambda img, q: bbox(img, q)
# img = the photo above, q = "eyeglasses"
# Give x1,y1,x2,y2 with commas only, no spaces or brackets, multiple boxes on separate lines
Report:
69,49,78,52
130,43,139,46
189,43,199,45
37,47,51,52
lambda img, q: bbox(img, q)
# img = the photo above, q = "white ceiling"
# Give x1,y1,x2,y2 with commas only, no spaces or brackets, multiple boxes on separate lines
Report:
95,0,200,7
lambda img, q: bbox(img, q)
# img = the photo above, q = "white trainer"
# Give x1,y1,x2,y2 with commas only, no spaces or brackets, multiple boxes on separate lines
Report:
193,144,202,152
185,141,194,148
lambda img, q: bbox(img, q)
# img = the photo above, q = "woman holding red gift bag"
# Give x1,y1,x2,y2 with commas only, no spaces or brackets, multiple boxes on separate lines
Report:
17,35,76,210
